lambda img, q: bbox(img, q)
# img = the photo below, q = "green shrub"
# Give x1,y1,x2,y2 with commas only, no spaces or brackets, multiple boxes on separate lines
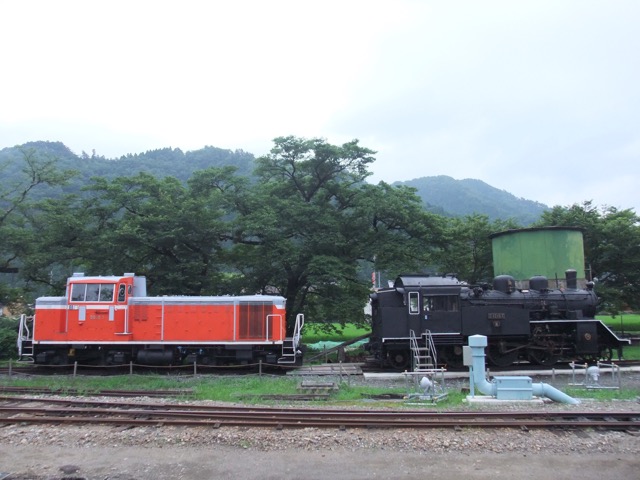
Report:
0,317,19,360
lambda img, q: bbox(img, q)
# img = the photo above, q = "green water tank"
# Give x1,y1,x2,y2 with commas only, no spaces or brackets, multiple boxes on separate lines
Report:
489,227,586,288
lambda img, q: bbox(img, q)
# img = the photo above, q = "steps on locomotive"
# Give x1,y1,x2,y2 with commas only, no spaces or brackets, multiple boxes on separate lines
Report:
18,341,34,361
278,337,298,364
278,313,305,364
409,329,438,371
17,314,34,361
412,348,436,371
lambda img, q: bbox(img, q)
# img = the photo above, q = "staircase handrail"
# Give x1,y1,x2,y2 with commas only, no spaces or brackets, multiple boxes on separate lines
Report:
17,314,33,359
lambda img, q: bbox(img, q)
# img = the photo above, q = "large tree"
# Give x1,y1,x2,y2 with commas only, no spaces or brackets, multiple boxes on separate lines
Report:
0,149,76,298
15,193,93,293
229,136,443,330
434,214,521,284
80,168,243,295
537,201,640,312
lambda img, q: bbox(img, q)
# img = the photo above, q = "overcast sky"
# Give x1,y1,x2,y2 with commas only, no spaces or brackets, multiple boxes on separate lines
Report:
1,1,638,213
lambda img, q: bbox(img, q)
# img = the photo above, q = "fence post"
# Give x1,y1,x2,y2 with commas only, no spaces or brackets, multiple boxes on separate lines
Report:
259,359,262,377
193,361,197,377
130,361,133,375
73,361,78,377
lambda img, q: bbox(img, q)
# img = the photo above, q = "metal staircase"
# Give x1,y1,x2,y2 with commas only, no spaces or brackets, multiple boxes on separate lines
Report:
405,329,448,402
17,314,34,361
409,329,437,371
279,313,305,364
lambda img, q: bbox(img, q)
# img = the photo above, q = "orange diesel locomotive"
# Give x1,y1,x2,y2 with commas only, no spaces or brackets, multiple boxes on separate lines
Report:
18,273,304,366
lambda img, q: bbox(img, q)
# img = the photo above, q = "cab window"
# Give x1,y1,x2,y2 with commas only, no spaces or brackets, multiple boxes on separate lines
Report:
100,284,115,301
70,283,115,302
408,292,419,314
424,295,459,312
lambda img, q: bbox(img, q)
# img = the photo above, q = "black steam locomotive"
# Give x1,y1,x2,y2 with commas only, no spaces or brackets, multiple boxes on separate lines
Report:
365,270,629,369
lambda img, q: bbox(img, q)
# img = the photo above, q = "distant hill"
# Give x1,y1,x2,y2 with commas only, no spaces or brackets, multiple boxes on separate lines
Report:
2,142,548,223
395,176,548,225
0,141,255,198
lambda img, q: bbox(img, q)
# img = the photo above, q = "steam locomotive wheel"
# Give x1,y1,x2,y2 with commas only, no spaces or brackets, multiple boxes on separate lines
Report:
528,349,557,366
599,346,613,361
387,350,410,370
487,344,518,367
440,346,463,369
580,346,613,363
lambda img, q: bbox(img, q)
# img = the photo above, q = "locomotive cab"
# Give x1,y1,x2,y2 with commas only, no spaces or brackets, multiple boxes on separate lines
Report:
368,274,465,369
28,273,142,364
65,273,140,338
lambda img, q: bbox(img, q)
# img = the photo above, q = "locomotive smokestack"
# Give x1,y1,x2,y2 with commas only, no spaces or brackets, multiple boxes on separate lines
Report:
565,269,577,290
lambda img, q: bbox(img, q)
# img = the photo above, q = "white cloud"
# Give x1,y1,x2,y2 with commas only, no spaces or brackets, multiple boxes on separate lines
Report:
1,0,639,212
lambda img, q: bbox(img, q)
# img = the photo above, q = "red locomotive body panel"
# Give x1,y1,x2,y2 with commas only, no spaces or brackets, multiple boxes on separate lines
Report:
25,273,301,366
126,298,286,343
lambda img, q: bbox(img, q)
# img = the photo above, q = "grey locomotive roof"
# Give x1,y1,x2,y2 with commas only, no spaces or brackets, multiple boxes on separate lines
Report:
129,295,285,305
393,275,463,289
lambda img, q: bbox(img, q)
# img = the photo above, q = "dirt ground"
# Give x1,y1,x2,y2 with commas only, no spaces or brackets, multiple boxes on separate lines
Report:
1,443,639,480
2,368,639,479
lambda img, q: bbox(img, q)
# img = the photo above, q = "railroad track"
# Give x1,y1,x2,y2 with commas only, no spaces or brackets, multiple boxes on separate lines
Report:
0,386,193,398
0,396,638,431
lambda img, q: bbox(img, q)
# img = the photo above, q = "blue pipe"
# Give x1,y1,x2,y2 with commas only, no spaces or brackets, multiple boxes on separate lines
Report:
468,335,580,405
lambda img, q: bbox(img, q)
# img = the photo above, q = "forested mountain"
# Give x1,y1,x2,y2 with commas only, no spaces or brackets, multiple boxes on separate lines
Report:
0,141,255,198
396,176,548,224
1,141,547,222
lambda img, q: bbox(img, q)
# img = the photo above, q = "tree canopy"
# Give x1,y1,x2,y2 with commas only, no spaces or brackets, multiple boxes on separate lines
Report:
229,136,440,329
536,201,640,313
0,148,76,284
1,140,638,335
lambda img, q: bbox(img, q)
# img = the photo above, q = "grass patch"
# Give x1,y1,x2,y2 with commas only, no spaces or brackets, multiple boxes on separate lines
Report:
2,373,637,407
303,323,369,344
598,313,640,334
0,374,199,396
565,386,639,401
621,345,640,360
0,374,304,402
193,375,301,403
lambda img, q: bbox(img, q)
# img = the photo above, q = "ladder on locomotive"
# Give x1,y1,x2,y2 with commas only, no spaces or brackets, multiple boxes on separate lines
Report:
409,329,437,372
17,314,34,361
278,313,305,364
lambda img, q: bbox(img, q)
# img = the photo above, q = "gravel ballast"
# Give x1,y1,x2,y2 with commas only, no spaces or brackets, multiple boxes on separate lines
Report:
1,371,639,479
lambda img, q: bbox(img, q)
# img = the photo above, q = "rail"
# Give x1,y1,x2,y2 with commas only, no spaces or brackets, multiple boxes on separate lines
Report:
0,397,638,430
